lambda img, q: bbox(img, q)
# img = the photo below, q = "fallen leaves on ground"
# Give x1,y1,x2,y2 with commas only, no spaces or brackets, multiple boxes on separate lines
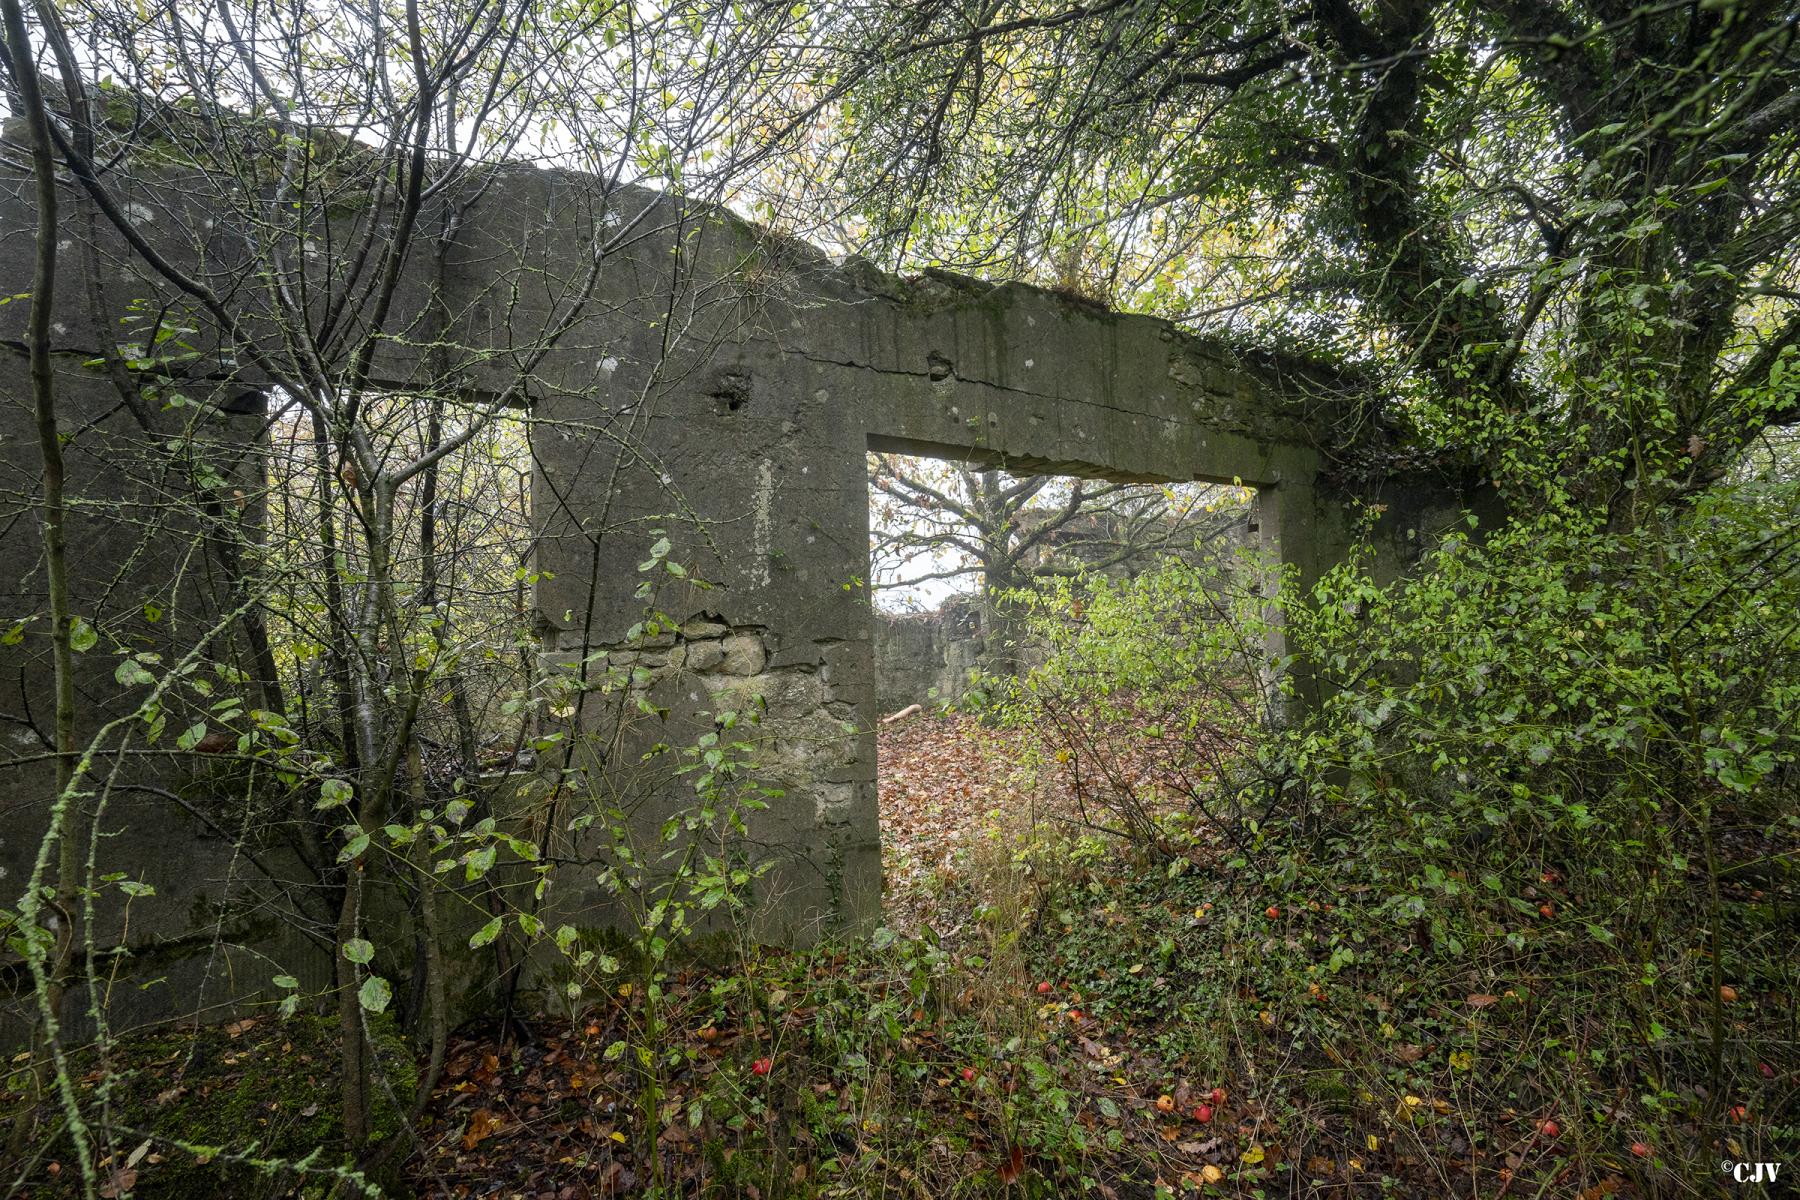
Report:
877,714,1029,934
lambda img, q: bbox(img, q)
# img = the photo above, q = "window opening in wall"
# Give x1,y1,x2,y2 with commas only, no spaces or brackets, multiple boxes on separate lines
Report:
262,393,534,778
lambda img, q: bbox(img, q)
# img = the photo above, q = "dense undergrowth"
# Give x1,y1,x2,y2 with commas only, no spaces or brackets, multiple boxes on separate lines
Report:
8,442,1798,1200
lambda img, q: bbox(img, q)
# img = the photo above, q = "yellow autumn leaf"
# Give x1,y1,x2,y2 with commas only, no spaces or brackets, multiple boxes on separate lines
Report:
1449,1050,1473,1070
1366,1133,1379,1151
1240,1145,1265,1165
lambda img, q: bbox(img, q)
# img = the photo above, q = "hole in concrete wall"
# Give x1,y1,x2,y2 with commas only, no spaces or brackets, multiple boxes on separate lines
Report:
708,366,752,415
867,447,1256,927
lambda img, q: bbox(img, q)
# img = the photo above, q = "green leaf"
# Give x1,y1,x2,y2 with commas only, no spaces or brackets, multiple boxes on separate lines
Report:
69,618,98,653
315,778,353,810
342,937,374,965
465,844,497,882
358,975,391,1014
272,975,300,990
114,659,155,687
176,722,208,751
469,916,504,949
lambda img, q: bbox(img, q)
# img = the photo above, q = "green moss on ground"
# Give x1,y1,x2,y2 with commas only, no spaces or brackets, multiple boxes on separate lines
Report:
9,1013,416,1198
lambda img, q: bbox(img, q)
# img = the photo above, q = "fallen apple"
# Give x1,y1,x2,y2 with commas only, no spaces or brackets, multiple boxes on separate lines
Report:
1036,981,1053,994
1193,1104,1214,1123
1265,905,1280,919
1155,1094,1175,1113
962,1067,976,1082
1630,1141,1650,1158
752,1057,772,1076
1539,1119,1560,1138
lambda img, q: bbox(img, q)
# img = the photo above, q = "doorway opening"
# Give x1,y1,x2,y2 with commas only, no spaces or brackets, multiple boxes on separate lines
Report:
866,447,1257,928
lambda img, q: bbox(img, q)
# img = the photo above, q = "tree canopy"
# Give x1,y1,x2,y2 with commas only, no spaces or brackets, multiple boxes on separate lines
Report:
799,1,1799,500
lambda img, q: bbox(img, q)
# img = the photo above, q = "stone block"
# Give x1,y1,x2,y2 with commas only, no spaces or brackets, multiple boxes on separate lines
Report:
673,640,726,672
813,782,857,826
721,633,766,675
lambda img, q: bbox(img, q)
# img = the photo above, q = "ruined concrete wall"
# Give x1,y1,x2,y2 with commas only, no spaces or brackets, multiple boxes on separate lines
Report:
1,146,1479,1032
0,368,334,1045
872,597,985,716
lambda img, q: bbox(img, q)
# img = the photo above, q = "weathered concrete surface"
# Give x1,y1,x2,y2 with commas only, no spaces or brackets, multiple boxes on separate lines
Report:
0,368,336,1044
0,146,1484,1032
